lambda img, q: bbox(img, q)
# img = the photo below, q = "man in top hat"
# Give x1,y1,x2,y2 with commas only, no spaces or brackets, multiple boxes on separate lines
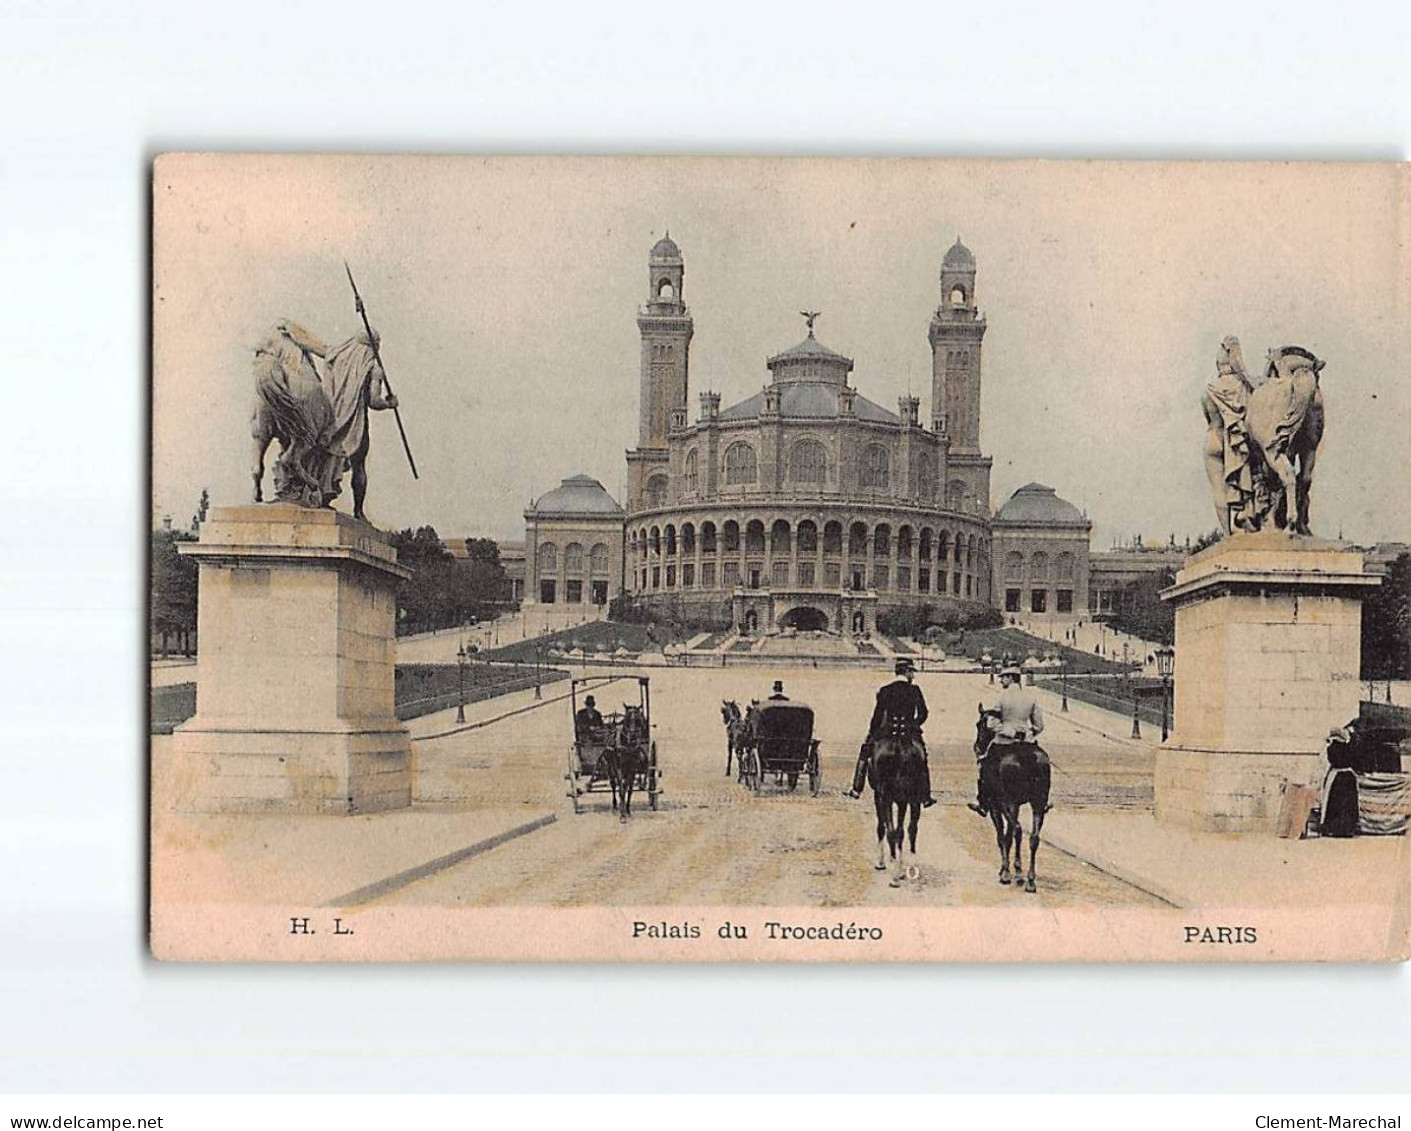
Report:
768,680,789,701
846,657,936,806
574,693,605,743
970,658,1049,816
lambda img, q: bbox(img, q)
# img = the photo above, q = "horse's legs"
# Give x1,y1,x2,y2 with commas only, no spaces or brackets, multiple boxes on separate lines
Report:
1295,445,1316,535
350,453,369,522
1266,451,1299,531
991,811,1010,883
874,796,888,870
251,415,272,503
1025,805,1046,893
889,802,906,887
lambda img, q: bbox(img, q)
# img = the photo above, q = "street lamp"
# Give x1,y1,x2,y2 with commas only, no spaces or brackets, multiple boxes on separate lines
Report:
534,641,543,700
455,641,469,724
1156,643,1175,742
1061,656,1069,713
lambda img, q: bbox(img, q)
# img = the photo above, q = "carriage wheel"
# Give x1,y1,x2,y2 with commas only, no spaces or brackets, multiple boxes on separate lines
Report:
751,752,763,795
566,748,582,814
787,772,799,792
809,742,822,797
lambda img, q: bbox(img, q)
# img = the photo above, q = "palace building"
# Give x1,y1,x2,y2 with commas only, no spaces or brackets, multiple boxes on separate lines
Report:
518,233,1117,633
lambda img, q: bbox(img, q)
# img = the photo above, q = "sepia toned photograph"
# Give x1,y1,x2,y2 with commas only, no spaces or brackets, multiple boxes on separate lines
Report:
149,155,1411,962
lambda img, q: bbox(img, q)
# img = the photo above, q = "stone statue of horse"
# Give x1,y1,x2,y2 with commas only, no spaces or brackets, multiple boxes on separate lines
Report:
975,703,1051,892
1247,346,1325,535
251,320,343,508
869,730,928,888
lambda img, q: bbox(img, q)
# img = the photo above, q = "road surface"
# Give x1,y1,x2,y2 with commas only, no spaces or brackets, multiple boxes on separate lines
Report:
398,666,1163,908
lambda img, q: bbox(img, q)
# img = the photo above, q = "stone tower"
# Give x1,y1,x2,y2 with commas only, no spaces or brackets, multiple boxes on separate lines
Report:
637,234,693,448
928,238,986,454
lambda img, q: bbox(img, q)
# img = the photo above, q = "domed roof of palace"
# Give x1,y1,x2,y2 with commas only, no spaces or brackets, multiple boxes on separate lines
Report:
649,233,682,261
993,482,1088,527
942,238,975,270
717,382,899,425
765,331,855,382
529,474,624,516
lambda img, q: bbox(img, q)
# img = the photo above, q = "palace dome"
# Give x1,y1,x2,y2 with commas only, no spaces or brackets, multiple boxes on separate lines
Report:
529,474,624,517
649,234,682,261
943,239,976,270
993,482,1087,526
717,383,898,424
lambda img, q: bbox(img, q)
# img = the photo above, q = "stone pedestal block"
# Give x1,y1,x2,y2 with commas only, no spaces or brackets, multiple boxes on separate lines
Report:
1156,530,1378,832
171,504,413,814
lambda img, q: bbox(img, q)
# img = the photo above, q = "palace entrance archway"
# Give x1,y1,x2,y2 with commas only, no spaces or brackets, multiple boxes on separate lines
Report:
779,606,829,632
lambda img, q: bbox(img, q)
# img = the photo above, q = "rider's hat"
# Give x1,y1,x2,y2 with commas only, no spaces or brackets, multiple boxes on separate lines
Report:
895,657,916,675
1001,662,1022,679
772,680,784,694
584,695,595,706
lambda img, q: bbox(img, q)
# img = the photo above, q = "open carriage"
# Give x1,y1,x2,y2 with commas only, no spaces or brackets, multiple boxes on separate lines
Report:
740,699,822,796
566,676,660,814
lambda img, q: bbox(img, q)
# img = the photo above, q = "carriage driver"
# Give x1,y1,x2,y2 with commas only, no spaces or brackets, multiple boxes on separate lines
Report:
575,694,605,742
845,658,937,807
969,661,1050,817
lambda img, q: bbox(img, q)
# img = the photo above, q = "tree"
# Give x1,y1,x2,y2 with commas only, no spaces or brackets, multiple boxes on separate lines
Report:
1107,568,1177,646
1362,552,1411,680
151,527,198,656
389,527,510,635
1191,527,1224,554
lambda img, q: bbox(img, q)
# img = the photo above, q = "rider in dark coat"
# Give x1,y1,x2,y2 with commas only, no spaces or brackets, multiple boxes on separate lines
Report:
847,658,936,806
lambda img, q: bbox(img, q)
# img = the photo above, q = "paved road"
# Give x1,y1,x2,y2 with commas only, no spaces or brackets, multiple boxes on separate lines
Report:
401,667,1163,908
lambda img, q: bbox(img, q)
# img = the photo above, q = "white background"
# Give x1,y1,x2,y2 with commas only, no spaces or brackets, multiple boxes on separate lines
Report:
1,0,1409,1095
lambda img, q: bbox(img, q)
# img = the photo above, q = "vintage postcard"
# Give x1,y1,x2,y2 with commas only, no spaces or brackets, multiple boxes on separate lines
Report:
150,156,1411,961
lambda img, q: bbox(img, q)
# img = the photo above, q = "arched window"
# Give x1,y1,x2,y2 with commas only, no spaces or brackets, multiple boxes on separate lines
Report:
946,479,967,511
873,524,891,557
657,278,675,299
681,523,696,555
564,543,584,575
919,528,934,561
590,543,609,575
724,442,757,485
1057,551,1075,582
723,520,740,553
1005,551,1024,581
771,519,791,555
684,449,698,495
848,522,869,556
823,521,843,555
860,445,890,490
645,473,669,508
950,286,966,308
649,526,661,556
745,520,766,553
937,530,951,562
916,451,936,500
701,521,717,553
897,526,913,559
788,439,828,485
797,520,818,553
1031,551,1049,581
537,542,557,572
664,525,677,556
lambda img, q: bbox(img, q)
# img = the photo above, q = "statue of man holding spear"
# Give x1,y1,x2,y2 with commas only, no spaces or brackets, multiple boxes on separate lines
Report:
325,262,419,523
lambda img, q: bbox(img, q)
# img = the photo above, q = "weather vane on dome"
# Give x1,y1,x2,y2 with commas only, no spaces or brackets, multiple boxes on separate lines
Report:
800,310,822,334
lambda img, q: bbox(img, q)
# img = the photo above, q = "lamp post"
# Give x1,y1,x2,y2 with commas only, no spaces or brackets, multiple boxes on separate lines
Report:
455,641,469,724
534,641,543,700
1156,643,1175,743
1061,657,1069,713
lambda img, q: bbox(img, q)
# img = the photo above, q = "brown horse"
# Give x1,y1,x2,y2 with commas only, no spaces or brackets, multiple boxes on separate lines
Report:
720,700,753,779
870,732,927,888
974,704,1051,893
604,704,649,821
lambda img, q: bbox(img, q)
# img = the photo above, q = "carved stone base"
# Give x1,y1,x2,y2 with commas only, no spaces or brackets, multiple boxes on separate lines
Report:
1157,530,1378,832
170,504,412,814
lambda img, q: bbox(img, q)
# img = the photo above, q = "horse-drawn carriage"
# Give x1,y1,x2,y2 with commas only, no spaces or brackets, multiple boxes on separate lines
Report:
738,699,822,796
566,676,660,817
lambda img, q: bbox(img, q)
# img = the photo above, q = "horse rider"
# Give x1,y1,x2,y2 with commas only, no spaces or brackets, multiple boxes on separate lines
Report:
969,660,1050,817
846,658,936,807
574,694,605,742
768,680,789,701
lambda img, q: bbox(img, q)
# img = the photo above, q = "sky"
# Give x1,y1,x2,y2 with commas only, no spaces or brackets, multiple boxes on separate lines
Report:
153,156,1409,548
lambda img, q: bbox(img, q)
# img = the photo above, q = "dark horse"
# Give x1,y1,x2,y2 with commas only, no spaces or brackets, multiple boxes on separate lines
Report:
974,704,1051,893
604,704,650,822
720,700,754,780
870,732,928,888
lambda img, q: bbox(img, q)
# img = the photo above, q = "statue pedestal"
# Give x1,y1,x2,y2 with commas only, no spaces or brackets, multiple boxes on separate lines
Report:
1156,531,1378,832
171,504,413,814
